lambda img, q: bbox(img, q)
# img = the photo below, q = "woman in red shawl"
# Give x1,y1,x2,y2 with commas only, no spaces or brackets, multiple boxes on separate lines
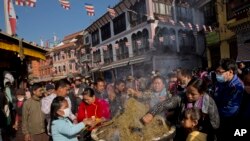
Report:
77,87,110,123
77,87,110,141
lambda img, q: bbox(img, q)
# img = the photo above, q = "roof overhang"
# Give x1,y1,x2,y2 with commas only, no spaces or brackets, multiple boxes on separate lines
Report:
0,32,48,60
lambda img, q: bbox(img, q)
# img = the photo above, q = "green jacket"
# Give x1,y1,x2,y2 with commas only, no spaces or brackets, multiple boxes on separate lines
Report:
22,95,46,135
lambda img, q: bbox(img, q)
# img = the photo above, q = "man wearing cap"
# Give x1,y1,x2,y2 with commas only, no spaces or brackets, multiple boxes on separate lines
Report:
72,77,85,97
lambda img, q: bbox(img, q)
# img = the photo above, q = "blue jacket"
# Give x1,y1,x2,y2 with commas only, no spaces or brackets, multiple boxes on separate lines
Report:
215,75,244,117
51,117,85,141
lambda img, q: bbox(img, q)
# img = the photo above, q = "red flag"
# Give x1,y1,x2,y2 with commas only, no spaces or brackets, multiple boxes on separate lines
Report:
59,0,70,10
25,0,36,7
15,0,25,6
85,3,95,16
107,7,116,17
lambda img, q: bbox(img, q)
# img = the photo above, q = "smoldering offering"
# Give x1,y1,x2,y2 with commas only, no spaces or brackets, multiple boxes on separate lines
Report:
92,98,170,141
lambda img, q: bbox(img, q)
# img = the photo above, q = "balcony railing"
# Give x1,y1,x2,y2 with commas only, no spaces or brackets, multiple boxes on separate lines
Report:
80,54,91,62
104,58,113,64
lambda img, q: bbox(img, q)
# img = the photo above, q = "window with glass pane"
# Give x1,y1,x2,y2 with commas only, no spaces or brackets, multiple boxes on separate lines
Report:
113,13,126,35
92,30,100,46
101,23,111,41
85,36,89,44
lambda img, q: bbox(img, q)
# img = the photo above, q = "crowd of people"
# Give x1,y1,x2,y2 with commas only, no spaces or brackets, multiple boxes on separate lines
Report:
0,58,250,141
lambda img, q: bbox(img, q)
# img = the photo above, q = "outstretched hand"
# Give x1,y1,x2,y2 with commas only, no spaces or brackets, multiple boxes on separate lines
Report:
83,118,95,127
127,88,142,97
142,113,153,124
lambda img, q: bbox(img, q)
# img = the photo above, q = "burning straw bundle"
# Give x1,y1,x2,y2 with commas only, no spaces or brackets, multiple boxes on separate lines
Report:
95,98,170,141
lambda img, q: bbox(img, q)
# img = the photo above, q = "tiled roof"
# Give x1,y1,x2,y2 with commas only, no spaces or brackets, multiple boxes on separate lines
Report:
52,42,76,51
63,30,83,41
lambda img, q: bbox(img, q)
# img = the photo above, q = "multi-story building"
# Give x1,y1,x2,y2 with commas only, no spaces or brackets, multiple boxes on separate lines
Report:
199,0,241,67
84,0,206,82
28,60,40,80
37,50,54,82
227,0,250,62
78,31,92,77
51,31,84,80
196,0,219,68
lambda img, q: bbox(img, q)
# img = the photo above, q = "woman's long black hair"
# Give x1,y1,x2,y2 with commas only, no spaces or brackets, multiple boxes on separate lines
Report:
187,77,208,94
49,96,66,134
82,87,95,97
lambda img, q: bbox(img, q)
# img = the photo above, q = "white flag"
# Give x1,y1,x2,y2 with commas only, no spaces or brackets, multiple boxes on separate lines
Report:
40,39,44,47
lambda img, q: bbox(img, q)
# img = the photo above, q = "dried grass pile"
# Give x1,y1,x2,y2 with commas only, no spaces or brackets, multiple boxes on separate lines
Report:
96,98,170,141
